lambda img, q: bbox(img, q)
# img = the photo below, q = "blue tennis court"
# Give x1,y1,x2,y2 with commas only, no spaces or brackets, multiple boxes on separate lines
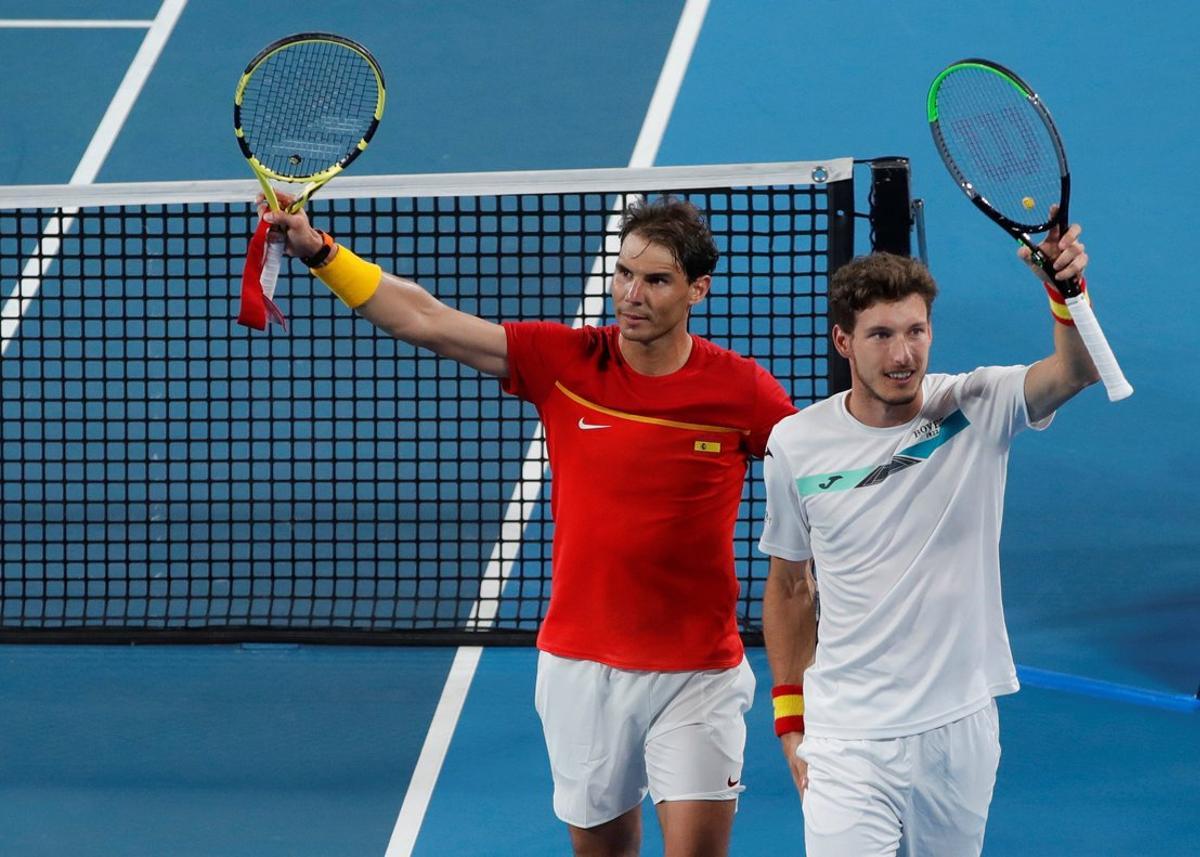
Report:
0,1,1196,854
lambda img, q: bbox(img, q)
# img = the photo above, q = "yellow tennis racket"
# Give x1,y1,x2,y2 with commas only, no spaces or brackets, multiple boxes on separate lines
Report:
234,32,386,301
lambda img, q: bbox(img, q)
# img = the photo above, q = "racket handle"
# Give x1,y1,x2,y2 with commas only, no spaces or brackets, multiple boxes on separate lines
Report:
1064,294,1133,402
260,231,285,300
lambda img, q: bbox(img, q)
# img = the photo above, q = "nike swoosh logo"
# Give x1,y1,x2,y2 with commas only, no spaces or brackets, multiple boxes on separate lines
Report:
727,777,740,788
577,418,611,430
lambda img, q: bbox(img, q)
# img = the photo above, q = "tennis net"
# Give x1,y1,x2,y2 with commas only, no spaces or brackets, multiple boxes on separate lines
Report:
0,159,908,643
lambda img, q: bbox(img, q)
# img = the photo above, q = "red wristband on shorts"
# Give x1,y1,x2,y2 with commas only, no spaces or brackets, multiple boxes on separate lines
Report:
772,684,805,736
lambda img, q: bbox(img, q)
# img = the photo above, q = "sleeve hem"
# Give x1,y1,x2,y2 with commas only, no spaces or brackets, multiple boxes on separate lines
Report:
757,541,812,561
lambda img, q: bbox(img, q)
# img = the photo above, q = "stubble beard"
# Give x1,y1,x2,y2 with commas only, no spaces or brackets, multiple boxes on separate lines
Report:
854,363,923,408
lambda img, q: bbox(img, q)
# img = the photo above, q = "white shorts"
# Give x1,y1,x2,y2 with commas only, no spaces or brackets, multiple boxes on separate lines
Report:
534,651,755,829
798,701,1002,857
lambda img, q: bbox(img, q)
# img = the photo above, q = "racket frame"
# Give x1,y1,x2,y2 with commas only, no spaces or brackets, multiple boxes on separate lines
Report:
232,32,386,309
928,57,1133,401
233,31,387,214
928,59,1080,292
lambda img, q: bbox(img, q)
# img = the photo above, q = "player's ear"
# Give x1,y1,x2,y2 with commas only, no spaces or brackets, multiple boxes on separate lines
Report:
687,274,711,306
831,324,853,359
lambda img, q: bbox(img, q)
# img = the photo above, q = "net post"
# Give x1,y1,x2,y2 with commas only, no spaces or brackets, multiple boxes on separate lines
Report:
825,174,855,394
867,156,914,255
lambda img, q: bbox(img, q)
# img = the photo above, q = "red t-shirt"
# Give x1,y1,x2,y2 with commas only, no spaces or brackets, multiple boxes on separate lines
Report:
501,322,796,670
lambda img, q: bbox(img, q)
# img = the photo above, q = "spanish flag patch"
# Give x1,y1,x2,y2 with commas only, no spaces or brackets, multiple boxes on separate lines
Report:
694,440,722,454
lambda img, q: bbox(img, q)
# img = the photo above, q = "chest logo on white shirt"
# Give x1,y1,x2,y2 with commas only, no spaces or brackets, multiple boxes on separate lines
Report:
911,418,945,443
795,409,971,496
578,418,612,430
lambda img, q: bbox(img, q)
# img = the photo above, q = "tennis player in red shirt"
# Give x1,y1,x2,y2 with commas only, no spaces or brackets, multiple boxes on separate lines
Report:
264,194,796,856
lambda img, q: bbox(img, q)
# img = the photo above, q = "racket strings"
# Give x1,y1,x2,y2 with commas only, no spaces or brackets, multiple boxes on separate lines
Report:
935,68,1061,228
241,40,380,178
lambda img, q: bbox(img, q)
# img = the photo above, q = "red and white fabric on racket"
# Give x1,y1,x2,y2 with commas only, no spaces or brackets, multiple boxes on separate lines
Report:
237,218,287,331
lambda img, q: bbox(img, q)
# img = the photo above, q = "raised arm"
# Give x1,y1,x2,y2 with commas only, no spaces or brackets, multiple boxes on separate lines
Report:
1021,218,1102,423
762,555,817,797
263,199,509,378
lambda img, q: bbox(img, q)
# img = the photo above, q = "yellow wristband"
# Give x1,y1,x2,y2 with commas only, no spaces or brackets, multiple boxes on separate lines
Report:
1048,296,1075,323
313,245,382,309
773,693,805,718
1047,285,1091,326
772,684,805,735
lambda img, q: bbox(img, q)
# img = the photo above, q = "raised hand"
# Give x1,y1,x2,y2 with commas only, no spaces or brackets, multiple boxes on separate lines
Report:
255,191,325,259
1017,205,1087,287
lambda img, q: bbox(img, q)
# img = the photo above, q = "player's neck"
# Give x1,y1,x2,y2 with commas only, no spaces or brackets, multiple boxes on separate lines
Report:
845,384,924,428
618,328,694,377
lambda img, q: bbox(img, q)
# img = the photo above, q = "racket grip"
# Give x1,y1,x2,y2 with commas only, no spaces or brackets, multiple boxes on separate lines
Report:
1064,294,1133,402
260,231,285,300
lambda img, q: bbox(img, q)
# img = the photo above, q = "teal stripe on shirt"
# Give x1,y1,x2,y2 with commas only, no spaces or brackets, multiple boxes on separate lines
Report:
795,409,971,496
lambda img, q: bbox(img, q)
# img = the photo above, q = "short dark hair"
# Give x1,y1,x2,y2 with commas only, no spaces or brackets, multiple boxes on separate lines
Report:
829,252,938,332
618,197,719,282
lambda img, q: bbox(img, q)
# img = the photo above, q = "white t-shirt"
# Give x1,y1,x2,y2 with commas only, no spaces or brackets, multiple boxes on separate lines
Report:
759,366,1051,739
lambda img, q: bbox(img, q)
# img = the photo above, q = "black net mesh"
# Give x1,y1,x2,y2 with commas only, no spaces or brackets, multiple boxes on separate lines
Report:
0,166,855,642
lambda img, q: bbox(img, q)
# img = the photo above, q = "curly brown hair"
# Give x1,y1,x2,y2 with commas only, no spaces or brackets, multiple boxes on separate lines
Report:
829,253,938,332
618,197,719,282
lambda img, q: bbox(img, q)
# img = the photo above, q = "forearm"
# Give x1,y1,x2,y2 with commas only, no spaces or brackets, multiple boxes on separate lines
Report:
1026,303,1102,422
762,559,816,686
265,206,510,377
358,271,460,345
1020,221,1103,420
310,245,509,377
306,241,438,335
1051,312,1102,388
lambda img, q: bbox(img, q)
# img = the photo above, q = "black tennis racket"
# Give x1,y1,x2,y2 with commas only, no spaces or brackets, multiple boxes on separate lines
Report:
927,58,1132,402
234,32,386,302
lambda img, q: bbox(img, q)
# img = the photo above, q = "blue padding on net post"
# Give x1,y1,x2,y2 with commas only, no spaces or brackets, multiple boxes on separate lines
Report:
1016,665,1200,713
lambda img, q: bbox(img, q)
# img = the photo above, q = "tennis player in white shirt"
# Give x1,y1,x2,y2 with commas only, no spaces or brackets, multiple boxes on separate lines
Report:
759,222,1100,856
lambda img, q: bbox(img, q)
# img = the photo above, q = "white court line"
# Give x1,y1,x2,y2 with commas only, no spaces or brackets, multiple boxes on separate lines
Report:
0,0,187,357
382,1,711,855
0,20,153,28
